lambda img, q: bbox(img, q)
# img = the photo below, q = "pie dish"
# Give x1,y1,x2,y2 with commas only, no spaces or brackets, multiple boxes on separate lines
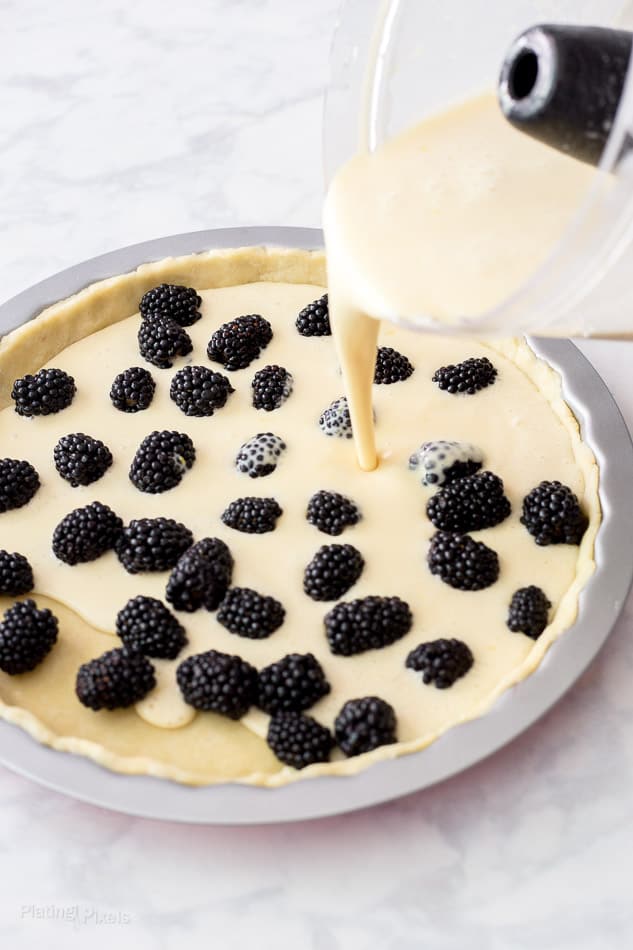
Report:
0,236,604,788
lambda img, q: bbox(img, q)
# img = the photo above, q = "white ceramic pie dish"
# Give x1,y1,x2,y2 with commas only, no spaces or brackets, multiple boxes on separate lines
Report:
0,225,631,824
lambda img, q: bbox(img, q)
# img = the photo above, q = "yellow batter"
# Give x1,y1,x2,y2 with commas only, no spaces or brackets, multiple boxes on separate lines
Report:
0,246,599,786
324,91,594,327
324,92,596,471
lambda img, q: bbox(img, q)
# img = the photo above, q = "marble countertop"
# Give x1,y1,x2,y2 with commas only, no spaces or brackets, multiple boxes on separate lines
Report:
1,1,633,947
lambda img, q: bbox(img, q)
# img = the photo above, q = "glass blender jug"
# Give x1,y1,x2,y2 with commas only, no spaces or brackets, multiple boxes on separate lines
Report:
324,0,633,339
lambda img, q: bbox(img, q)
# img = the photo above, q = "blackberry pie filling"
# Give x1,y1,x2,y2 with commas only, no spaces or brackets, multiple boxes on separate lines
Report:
0,247,599,785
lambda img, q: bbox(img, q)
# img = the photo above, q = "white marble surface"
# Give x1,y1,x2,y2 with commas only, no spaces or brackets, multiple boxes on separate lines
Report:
1,1,633,947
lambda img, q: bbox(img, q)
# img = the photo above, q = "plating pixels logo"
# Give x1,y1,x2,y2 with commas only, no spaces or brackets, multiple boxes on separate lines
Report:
20,904,132,926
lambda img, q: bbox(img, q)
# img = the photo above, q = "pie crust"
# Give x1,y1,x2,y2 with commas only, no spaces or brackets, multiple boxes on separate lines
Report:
0,247,599,786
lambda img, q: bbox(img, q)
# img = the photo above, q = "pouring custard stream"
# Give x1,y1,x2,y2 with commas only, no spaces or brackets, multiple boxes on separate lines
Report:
323,92,595,471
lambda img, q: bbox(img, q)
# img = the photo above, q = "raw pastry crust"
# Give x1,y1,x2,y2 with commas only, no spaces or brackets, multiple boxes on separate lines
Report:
0,247,599,786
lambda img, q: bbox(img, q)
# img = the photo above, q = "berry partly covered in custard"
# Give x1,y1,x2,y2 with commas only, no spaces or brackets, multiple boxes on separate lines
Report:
325,595,412,656
116,595,187,659
235,432,286,479
110,366,156,413
0,600,58,674
409,441,483,488
303,543,365,601
426,471,511,533
139,283,202,327
53,433,113,487
267,711,334,769
52,501,123,565
129,430,195,494
217,587,285,639
432,356,497,395
176,649,258,719
169,365,234,417
319,396,353,439
520,481,588,546
257,653,331,715
251,365,293,411
406,638,474,689
221,496,282,534
0,458,40,513
296,294,330,337
507,586,552,639
166,537,233,612
334,696,397,756
76,648,155,710
427,531,499,591
0,551,34,596
306,490,361,536
373,346,414,384
207,314,272,371
115,517,193,574
11,367,76,417
138,314,192,368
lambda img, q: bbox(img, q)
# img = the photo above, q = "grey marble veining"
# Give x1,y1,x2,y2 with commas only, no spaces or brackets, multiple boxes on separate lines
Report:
1,1,633,947
0,0,330,302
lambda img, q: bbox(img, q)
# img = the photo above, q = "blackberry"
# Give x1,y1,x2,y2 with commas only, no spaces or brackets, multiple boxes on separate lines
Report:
76,647,155,710
507,586,552,639
116,595,187,659
166,537,233,612
115,517,193,574
235,433,286,478
406,638,474,688
374,346,414,384
11,367,76,416
267,711,334,769
520,481,588,546
0,600,58,674
166,554,217,613
169,365,234,417
129,430,195,494
0,551,34,596
334,696,397,757
432,356,497,394
139,283,202,326
221,496,282,534
325,596,412,656
296,294,331,337
53,433,113,487
246,314,273,345
251,365,293,411
52,501,123,565
207,314,272,371
426,471,511,533
257,653,331,715
319,396,353,439
306,490,361,536
409,440,483,488
193,537,234,563
0,458,40,512
110,366,155,413
303,544,365,601
176,649,257,719
428,531,499,591
217,587,285,639
138,314,192,368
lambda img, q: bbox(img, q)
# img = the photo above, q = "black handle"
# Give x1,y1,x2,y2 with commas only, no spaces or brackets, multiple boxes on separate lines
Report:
498,24,632,165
